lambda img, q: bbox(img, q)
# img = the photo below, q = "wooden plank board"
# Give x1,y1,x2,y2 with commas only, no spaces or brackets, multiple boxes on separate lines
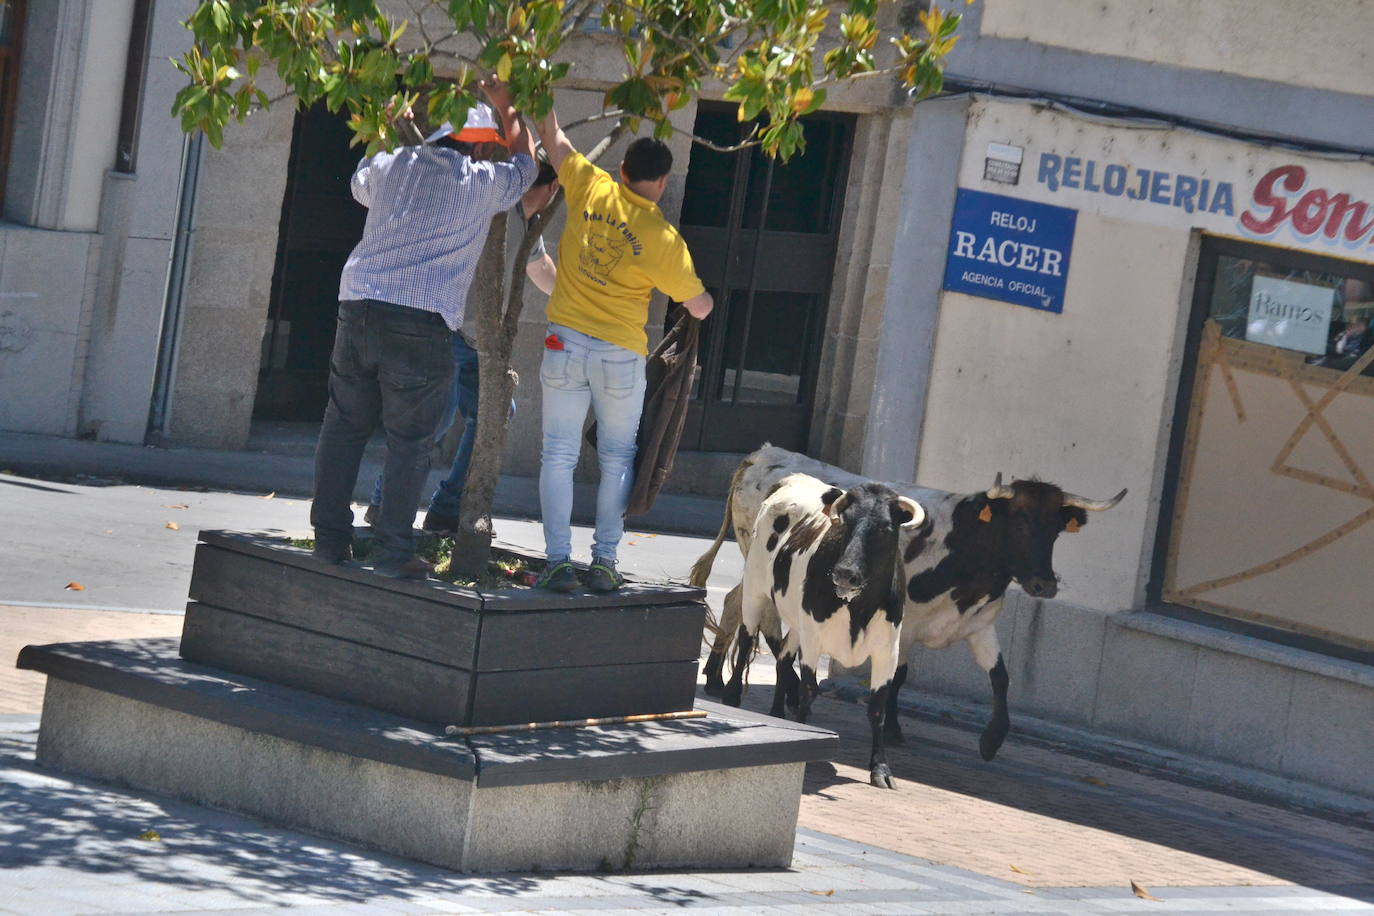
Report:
180,604,473,725
189,544,478,669
468,711,838,788
17,640,836,789
197,530,485,608
17,637,477,780
478,582,707,610
474,602,704,671
468,660,699,726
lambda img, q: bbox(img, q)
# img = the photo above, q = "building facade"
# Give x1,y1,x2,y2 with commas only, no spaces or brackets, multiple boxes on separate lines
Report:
871,0,1374,801
2,0,1373,799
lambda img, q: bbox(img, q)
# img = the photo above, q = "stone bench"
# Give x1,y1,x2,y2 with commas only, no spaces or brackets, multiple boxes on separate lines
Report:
19,638,837,873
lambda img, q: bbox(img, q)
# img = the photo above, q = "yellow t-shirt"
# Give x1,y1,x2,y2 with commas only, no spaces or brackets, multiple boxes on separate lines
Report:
546,151,706,355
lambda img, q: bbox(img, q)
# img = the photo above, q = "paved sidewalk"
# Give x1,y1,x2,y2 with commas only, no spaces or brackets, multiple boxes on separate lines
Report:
2,714,1371,915
0,606,182,713
6,601,1374,911
0,430,727,539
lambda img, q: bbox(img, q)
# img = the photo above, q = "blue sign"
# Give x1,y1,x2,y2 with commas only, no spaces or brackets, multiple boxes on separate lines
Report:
942,188,1077,313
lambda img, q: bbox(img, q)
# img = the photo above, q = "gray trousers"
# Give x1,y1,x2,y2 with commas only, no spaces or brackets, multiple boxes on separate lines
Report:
310,299,453,564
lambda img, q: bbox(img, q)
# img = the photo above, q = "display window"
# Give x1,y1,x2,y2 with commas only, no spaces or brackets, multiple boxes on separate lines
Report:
1156,236,1374,650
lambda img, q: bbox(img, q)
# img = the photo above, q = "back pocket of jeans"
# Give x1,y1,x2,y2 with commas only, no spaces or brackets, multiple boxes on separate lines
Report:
601,356,640,398
541,349,572,387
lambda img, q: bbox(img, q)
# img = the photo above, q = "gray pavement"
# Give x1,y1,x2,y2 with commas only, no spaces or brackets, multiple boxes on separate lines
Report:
4,439,1374,913
0,466,739,613
2,716,1369,915
0,429,727,541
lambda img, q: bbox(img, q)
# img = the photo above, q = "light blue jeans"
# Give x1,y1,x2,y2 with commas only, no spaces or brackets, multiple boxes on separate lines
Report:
539,323,647,565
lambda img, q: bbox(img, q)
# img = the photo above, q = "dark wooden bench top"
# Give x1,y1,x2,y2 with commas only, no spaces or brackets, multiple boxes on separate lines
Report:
17,639,837,788
197,530,708,611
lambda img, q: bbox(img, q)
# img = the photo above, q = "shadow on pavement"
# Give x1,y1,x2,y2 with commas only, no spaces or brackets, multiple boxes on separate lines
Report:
0,732,569,905
726,682,1374,900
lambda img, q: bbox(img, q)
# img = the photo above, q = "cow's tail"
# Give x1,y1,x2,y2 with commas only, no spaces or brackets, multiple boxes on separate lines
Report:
690,457,751,638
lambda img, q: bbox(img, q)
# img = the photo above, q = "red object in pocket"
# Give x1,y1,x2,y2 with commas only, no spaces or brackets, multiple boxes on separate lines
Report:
544,333,564,351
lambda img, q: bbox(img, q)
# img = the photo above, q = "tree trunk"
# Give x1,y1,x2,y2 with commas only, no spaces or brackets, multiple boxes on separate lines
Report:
448,127,626,578
450,211,512,576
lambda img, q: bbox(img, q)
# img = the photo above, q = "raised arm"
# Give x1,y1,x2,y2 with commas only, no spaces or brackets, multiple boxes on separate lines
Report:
478,77,534,164
536,101,576,172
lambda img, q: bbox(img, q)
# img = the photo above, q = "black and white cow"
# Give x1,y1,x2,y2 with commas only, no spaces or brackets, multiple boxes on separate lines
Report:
694,445,1125,762
721,472,925,789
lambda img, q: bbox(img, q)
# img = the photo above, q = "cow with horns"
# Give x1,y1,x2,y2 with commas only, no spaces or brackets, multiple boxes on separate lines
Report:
693,445,1125,764
722,472,925,789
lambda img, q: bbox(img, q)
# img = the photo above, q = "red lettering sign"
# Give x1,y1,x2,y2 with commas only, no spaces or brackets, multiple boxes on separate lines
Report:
1241,165,1374,245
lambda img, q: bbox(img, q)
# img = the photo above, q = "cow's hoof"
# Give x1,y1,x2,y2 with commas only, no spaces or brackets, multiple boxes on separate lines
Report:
979,721,1009,761
722,688,743,708
703,680,725,698
870,765,897,790
883,727,906,746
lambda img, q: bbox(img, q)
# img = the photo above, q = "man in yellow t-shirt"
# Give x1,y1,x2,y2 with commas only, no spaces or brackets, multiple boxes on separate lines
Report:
534,101,714,592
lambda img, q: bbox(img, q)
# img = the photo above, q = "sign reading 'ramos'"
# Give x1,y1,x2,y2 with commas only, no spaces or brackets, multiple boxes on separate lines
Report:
942,188,1077,313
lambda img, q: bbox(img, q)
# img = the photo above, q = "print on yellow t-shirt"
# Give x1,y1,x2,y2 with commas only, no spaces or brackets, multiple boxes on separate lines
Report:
547,151,705,355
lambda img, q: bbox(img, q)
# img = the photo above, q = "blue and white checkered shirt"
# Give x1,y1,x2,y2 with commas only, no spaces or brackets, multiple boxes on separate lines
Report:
339,146,537,330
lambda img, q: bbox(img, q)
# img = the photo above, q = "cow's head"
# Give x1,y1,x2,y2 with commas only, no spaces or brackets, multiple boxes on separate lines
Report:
980,474,1126,599
825,483,926,602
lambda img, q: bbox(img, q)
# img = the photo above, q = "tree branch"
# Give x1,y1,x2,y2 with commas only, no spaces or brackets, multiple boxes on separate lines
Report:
560,109,627,131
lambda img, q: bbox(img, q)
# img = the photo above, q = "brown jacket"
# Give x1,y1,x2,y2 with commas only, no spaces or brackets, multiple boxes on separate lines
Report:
587,310,700,517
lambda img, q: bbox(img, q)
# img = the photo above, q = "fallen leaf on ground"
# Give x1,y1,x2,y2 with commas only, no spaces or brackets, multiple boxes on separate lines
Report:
261,491,276,499
138,829,161,842
627,540,639,546
165,521,180,530
807,890,834,896
1080,775,1108,787
1009,864,1032,874
1131,880,1161,901
162,504,189,510
64,582,85,591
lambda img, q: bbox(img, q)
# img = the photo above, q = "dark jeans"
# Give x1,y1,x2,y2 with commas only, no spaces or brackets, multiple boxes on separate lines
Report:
311,299,453,564
368,331,516,518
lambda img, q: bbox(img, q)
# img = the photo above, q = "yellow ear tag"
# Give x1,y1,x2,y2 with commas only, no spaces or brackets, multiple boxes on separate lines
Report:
978,504,992,523
1066,518,1081,533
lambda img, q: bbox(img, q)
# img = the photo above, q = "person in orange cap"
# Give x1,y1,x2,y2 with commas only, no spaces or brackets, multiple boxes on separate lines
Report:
311,79,536,579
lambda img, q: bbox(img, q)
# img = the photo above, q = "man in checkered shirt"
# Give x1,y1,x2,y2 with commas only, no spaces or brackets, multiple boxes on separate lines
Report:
311,79,536,579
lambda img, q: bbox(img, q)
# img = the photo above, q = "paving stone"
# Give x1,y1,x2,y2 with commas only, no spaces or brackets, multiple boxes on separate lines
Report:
5,601,1374,915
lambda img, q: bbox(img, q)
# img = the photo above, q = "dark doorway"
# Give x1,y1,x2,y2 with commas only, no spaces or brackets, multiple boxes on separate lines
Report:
254,102,367,420
677,103,854,452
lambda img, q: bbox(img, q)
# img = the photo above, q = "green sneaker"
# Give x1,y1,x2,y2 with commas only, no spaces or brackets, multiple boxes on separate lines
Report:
584,559,625,594
536,560,580,592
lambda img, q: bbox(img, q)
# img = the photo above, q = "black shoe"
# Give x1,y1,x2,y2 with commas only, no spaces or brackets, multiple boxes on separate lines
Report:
313,542,352,565
373,556,435,580
584,559,625,594
363,504,379,527
535,560,580,592
422,508,459,536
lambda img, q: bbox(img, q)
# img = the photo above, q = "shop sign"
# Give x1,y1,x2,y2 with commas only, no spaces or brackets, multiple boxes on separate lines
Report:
1037,153,1236,216
943,188,1076,313
1246,276,1334,355
964,101,1374,264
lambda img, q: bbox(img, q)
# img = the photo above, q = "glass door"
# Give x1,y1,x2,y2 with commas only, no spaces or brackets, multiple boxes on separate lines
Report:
676,103,853,452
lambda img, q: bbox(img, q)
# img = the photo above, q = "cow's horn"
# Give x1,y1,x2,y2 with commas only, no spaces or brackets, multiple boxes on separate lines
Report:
985,472,1014,501
1062,488,1128,511
897,496,925,528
